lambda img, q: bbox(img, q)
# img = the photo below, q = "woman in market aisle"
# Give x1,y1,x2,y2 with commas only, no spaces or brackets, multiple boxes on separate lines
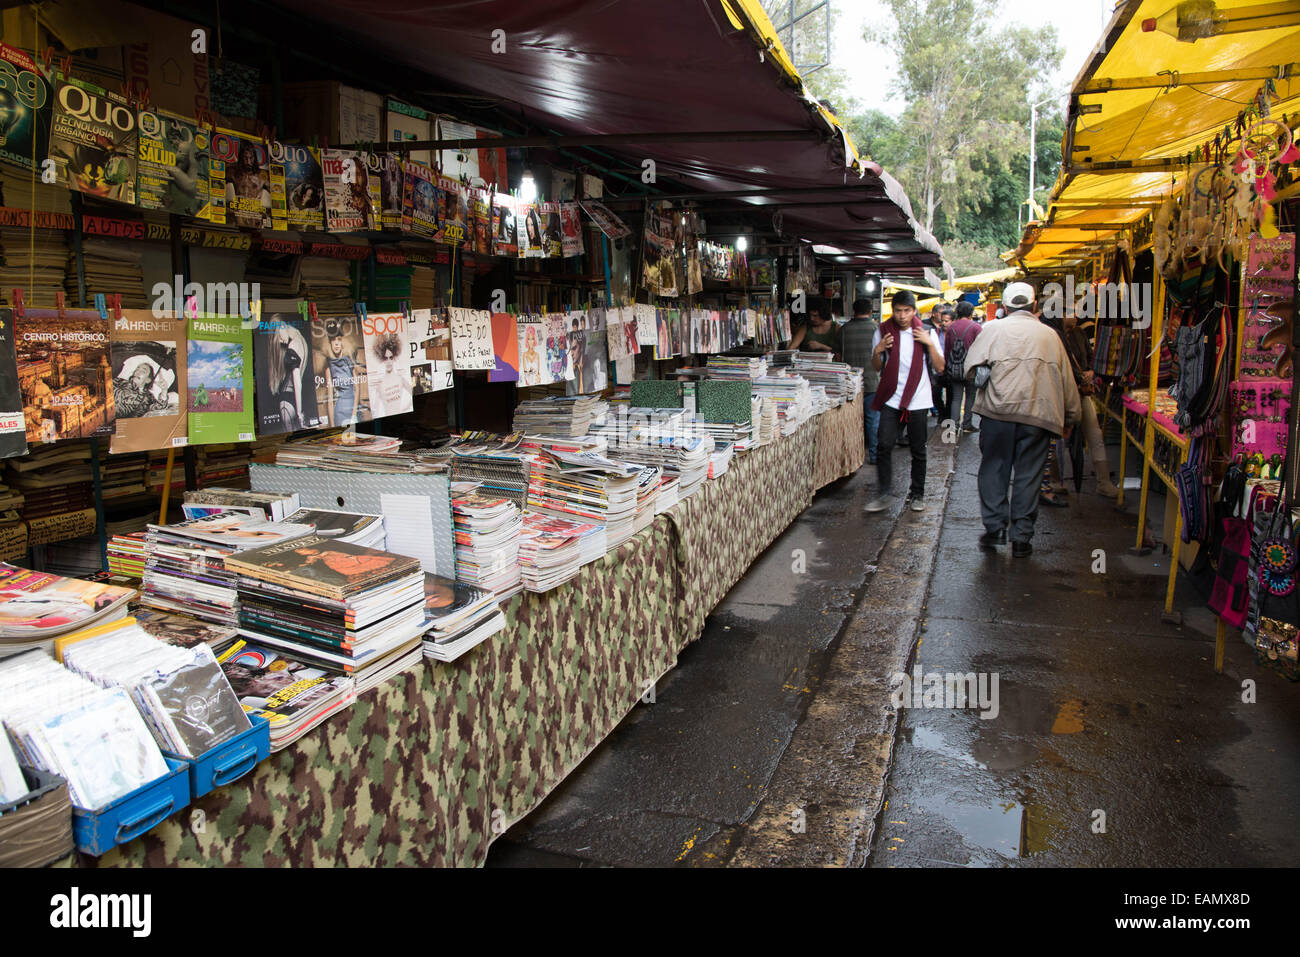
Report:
789,301,838,356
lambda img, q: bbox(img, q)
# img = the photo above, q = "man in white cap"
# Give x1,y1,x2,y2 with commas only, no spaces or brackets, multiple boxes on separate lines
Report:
962,281,1081,557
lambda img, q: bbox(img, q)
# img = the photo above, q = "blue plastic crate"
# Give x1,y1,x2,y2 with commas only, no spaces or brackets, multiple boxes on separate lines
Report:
72,757,190,857
165,714,270,798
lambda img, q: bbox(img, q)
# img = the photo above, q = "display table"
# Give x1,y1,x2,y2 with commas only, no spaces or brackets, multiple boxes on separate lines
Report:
86,401,864,868
811,396,866,491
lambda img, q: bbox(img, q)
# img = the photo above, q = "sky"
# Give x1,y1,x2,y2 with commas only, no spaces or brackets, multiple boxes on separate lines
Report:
821,0,1115,116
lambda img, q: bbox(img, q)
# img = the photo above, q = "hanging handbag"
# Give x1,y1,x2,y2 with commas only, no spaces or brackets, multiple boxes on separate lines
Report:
1253,472,1300,679
1209,517,1253,628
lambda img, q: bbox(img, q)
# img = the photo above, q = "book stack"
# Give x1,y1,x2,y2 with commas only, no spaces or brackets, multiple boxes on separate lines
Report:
0,650,171,810
98,449,148,503
517,512,602,592
298,257,355,314
141,512,313,627
145,450,187,499
74,239,149,309
451,485,523,598
0,168,72,216
512,395,605,437
0,227,67,296
282,508,386,549
0,563,135,658
526,449,641,549
194,444,255,489
60,620,252,759
183,488,301,521
218,638,356,751
7,445,96,546
224,535,426,693
421,574,505,663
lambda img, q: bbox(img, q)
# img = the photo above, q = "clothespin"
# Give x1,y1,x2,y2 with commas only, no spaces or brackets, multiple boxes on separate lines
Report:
308,302,319,323
110,293,122,321
185,295,199,320
11,289,24,320
399,299,411,322
93,293,107,320
55,290,66,320
298,301,310,323
354,302,367,324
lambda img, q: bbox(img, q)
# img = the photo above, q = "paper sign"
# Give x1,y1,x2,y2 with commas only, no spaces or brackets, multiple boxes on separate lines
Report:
449,307,495,371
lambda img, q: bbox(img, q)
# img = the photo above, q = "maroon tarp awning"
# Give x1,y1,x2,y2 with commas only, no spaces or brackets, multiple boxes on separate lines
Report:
267,0,945,275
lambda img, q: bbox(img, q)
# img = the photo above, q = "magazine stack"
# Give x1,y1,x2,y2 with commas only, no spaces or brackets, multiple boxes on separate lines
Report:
517,512,603,592
0,564,135,658
525,449,641,549
421,573,505,663
451,485,524,598
512,395,606,437
218,639,356,751
282,509,387,549
223,535,426,693
141,512,314,627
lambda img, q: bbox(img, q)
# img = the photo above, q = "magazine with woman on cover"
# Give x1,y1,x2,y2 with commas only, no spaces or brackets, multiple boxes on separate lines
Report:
310,314,370,426
254,306,320,435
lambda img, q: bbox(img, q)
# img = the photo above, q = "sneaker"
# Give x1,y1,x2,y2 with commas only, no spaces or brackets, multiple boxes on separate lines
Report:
1012,541,1033,558
864,495,894,513
909,498,925,512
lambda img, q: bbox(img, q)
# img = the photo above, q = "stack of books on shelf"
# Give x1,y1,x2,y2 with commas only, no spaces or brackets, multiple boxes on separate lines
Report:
0,227,67,294
75,239,149,309
526,449,641,550
194,444,255,489
98,449,148,502
7,444,97,546
145,450,187,498
512,395,606,437
141,512,313,627
421,573,505,663
298,257,355,314
517,512,603,592
450,484,522,598
224,535,426,694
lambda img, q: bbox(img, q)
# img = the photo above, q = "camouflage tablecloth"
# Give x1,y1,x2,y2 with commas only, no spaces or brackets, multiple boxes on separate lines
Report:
812,397,866,490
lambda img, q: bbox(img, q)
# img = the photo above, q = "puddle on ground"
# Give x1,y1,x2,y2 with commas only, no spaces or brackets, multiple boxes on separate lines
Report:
916,794,1024,859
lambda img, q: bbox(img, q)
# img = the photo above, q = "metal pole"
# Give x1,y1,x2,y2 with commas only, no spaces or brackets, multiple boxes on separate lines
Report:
1029,104,1037,215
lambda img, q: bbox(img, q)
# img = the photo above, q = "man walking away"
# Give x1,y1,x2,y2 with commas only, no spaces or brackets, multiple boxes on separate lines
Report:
947,301,983,432
840,298,881,465
963,282,1081,556
865,291,945,514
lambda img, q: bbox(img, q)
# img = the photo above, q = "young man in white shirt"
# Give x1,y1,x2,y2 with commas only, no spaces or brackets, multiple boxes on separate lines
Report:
865,291,945,513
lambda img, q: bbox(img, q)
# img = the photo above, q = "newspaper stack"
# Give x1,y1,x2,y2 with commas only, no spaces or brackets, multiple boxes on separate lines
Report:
451,485,523,598
421,573,505,663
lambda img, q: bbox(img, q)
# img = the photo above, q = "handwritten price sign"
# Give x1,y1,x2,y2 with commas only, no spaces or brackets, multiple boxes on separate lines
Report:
449,307,495,370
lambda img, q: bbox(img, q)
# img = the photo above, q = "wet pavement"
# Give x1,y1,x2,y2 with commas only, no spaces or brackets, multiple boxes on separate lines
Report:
487,425,1300,867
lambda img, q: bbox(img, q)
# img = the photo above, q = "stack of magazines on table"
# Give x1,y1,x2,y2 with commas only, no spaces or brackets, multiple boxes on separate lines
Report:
451,484,523,598
517,512,605,592
421,573,505,662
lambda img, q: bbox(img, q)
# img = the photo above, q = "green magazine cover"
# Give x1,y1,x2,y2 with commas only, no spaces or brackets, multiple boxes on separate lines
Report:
186,314,254,445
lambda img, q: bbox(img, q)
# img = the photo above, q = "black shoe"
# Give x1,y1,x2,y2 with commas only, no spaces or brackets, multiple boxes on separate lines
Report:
1012,541,1033,557
979,529,1006,550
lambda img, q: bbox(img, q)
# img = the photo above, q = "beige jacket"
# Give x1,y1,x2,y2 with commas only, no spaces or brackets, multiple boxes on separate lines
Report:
963,311,1081,436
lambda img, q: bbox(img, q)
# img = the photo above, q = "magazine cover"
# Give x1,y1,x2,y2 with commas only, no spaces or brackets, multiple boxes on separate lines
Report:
282,508,382,541
187,313,255,445
449,307,494,371
401,160,438,238
226,534,420,594
582,311,608,393
0,309,26,459
470,188,492,254
211,127,271,229
322,148,377,232
487,312,519,383
560,202,585,258
132,607,238,651
14,306,115,443
268,139,324,232
544,313,571,383
310,314,370,427
518,202,545,258
219,639,352,721
436,175,467,245
48,76,137,204
408,308,452,395
159,510,312,548
515,314,545,387
641,209,679,297
541,201,564,258
109,311,187,454
254,304,320,435
369,151,404,230
565,313,588,392
0,44,52,174
136,108,210,218
492,193,517,256
424,572,492,621
0,563,134,636
578,199,632,240
363,312,412,419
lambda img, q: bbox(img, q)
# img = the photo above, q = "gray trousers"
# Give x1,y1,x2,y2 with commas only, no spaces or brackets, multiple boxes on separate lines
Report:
977,418,1054,543
950,382,978,428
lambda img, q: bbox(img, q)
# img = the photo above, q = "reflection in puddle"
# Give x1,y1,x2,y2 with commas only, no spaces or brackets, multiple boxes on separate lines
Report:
917,795,1024,859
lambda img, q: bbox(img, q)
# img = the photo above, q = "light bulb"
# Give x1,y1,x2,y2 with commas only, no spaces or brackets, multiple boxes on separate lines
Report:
736,236,748,252
519,170,537,204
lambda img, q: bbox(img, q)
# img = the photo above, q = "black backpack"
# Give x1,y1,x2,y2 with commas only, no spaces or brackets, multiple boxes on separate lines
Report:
947,335,968,384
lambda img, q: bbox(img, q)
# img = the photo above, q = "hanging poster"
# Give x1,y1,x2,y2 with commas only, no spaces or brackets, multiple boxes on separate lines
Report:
492,193,517,257
487,312,519,383
544,314,572,382
211,128,270,229
187,313,254,445
15,307,114,443
621,307,641,357
654,308,673,361
0,44,52,174
253,304,320,436
640,208,679,297
370,151,404,230
606,309,632,362
109,311,186,453
268,139,324,232
518,203,545,258
48,77,137,204
541,202,564,258
363,311,413,418
0,309,26,459
578,200,631,241
310,314,370,427
634,303,657,347
516,314,545,386
449,307,494,371
408,308,453,395
402,160,439,239
322,148,377,232
136,108,211,219
560,203,585,258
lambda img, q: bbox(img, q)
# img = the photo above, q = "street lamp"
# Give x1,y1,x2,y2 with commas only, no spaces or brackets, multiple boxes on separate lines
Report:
1024,93,1063,231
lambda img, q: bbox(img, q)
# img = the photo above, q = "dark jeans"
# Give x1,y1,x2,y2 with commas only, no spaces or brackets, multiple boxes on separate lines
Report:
950,381,977,428
877,405,928,498
977,418,1053,543
862,391,879,463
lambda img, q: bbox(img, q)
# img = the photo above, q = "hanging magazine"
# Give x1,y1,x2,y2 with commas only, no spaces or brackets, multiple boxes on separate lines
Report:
560,203,585,258
211,128,271,229
488,312,519,383
186,313,255,445
449,307,494,371
109,311,187,453
136,107,211,219
541,202,563,258
370,151,404,230
408,308,453,395
0,309,25,458
437,175,468,245
48,76,137,204
518,202,545,258
362,311,412,418
268,139,325,232
310,313,370,427
322,148,377,232
14,306,114,443
253,303,320,435
470,188,492,254
401,160,439,238
516,314,546,386
0,44,52,174
492,193,517,256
